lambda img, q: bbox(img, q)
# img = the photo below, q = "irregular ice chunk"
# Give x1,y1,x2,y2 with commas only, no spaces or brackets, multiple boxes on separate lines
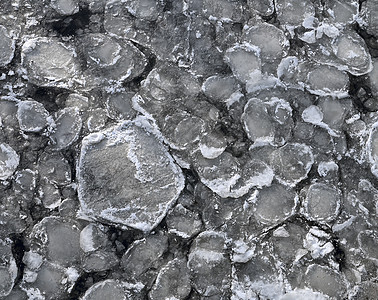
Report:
82,250,119,273
166,204,202,239
22,261,71,299
0,25,15,67
242,97,293,147
65,93,89,111
121,234,168,280
21,37,81,88
50,0,79,15
317,161,339,177
358,230,378,261
201,0,244,23
243,22,290,61
325,0,358,26
193,151,241,198
149,258,191,300
78,121,184,231
199,131,227,159
306,64,349,98
254,183,297,225
82,280,144,300
318,97,350,130
87,108,107,132
360,0,378,36
224,43,261,84
29,216,82,267
302,105,338,136
247,0,274,16
38,178,62,209
304,264,347,299
23,251,43,271
232,252,285,300
304,228,334,259
270,222,308,267
13,169,37,198
0,143,19,181
202,75,242,108
188,231,231,297
124,0,163,21
276,0,316,28
81,33,147,85
270,143,314,187
50,107,82,150
333,32,372,75
0,240,17,297
17,100,50,132
38,152,71,185
163,113,206,150
106,91,136,121
303,183,341,222
105,1,190,62
80,223,108,253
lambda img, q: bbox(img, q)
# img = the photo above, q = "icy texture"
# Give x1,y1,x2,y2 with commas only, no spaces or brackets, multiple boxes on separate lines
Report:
0,25,15,67
253,183,297,225
21,37,81,88
247,0,274,16
1,0,378,298
121,234,168,286
50,107,82,150
81,280,144,300
360,0,378,36
304,264,347,298
276,0,317,28
28,217,82,267
369,59,378,97
243,22,290,62
242,97,293,147
302,183,341,222
0,144,19,181
23,217,82,299
278,58,350,98
225,43,261,84
80,33,147,87
0,240,17,297
202,75,242,108
149,258,191,300
17,100,50,132
50,0,79,15
166,204,202,239
123,0,163,21
270,143,314,187
106,91,136,121
78,120,184,231
188,231,231,297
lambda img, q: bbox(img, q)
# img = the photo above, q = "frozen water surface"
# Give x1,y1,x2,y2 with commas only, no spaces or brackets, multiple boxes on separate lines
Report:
1,0,378,298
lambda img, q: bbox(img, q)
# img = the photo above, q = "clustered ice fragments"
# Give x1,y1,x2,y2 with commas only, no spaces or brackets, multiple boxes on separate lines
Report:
0,0,377,299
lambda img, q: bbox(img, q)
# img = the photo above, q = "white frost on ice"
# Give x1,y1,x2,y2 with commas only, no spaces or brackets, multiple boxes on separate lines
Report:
0,143,20,180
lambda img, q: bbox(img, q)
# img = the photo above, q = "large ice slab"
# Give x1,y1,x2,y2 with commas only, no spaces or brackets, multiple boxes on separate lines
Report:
77,120,185,232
